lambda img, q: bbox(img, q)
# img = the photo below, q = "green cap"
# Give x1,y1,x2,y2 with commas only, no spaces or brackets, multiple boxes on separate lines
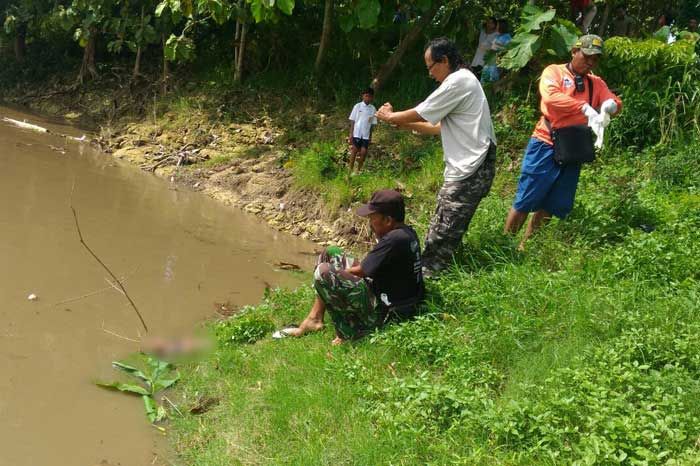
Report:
574,34,604,55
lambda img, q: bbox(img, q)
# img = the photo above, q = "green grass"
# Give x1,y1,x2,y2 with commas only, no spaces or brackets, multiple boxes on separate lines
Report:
168,133,700,464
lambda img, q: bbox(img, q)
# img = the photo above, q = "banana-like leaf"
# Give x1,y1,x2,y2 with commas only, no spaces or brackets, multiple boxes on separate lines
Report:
152,375,180,393
112,361,149,382
143,395,158,422
96,381,150,396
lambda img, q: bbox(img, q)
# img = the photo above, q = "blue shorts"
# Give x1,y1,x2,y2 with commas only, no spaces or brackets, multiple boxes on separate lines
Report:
512,138,581,219
352,137,370,149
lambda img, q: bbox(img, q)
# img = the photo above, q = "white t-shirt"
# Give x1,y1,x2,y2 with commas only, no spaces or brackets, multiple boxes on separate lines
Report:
415,68,496,182
349,102,378,139
471,30,498,67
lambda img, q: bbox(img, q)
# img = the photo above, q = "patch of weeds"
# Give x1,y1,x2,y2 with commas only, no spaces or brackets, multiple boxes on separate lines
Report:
96,353,179,423
215,306,276,345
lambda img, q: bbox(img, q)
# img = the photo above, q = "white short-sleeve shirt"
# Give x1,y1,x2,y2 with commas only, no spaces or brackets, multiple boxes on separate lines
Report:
415,68,496,181
349,102,378,140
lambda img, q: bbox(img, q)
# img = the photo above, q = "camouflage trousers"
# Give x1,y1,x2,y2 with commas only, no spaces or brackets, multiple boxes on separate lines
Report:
313,252,381,340
423,145,497,273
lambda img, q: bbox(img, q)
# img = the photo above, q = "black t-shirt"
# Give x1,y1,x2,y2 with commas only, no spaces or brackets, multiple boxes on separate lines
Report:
361,225,424,309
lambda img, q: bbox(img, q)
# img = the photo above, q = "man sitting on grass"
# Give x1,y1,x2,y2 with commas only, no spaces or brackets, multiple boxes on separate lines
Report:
274,190,424,345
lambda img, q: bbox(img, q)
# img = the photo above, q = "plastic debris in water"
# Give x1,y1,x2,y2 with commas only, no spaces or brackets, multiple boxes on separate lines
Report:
27,293,38,301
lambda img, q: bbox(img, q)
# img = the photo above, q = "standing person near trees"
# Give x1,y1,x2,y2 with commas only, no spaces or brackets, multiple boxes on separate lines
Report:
470,16,498,79
571,0,597,33
611,5,635,37
376,37,497,277
348,88,378,174
503,35,622,251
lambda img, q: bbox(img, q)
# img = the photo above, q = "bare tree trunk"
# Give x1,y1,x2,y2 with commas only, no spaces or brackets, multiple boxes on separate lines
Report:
133,6,145,80
314,0,333,73
597,0,612,36
371,2,441,92
78,28,99,84
234,21,247,83
14,24,27,62
234,20,241,68
161,34,169,95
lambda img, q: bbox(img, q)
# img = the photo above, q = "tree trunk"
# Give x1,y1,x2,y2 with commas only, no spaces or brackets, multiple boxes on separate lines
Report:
133,6,145,80
161,34,169,95
314,0,333,73
371,1,441,92
14,24,27,62
78,28,99,84
234,22,247,83
597,0,612,36
234,20,241,68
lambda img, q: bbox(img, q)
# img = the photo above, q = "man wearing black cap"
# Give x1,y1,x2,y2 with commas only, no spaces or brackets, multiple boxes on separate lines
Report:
275,189,424,344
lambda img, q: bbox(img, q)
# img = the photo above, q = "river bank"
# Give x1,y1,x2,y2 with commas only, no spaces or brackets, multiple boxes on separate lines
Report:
4,74,700,464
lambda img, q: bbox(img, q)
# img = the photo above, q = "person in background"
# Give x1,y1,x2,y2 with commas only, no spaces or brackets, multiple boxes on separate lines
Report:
503,35,622,251
470,16,498,80
654,13,676,44
376,38,497,277
273,190,424,345
611,5,635,37
481,19,512,83
348,88,378,174
571,0,597,33
689,18,698,33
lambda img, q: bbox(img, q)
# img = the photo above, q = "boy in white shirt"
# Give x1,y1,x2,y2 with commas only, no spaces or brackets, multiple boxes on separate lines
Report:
348,88,378,173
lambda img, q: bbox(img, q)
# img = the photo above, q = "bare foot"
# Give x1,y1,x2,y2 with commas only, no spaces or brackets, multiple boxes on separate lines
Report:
331,336,345,346
286,318,324,337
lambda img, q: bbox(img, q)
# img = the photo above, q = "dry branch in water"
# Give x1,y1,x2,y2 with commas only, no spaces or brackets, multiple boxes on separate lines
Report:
70,181,149,332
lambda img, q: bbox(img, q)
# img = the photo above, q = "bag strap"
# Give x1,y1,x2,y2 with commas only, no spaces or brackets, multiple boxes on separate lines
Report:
545,68,595,135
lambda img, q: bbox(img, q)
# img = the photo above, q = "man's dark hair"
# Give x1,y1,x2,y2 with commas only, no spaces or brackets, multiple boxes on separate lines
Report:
362,87,375,96
426,37,463,72
615,4,626,12
497,19,509,34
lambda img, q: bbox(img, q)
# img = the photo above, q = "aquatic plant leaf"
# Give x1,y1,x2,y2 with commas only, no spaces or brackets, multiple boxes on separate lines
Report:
143,395,158,422
112,361,149,382
96,381,150,396
152,375,180,393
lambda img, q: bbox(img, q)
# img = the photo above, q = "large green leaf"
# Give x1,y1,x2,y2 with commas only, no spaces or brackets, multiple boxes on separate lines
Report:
152,375,180,393
356,0,380,29
276,0,294,16
500,33,541,70
96,381,150,396
550,22,579,58
112,361,149,382
143,395,158,422
519,4,556,33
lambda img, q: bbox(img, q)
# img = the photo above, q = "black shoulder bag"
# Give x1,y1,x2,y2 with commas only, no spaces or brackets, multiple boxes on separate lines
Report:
545,69,596,167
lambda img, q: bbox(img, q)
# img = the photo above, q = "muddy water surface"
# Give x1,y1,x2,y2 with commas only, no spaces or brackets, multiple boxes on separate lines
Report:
0,106,316,466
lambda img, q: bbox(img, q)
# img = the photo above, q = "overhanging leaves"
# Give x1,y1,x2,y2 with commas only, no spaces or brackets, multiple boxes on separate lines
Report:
501,33,541,70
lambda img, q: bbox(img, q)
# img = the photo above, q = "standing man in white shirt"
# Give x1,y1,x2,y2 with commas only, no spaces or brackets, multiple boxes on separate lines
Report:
376,37,497,277
348,88,378,174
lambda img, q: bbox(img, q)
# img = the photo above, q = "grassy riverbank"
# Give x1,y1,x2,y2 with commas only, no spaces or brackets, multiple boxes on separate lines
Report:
168,136,700,464
2,37,699,464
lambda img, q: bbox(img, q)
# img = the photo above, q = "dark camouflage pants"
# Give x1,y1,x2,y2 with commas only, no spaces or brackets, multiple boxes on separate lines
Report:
423,145,497,273
313,250,380,339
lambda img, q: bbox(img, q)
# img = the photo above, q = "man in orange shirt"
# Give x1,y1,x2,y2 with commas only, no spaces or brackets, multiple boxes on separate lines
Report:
504,35,622,250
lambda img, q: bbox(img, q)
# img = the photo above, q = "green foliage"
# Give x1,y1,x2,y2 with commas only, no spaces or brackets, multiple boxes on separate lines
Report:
215,307,276,344
96,353,180,423
501,5,579,70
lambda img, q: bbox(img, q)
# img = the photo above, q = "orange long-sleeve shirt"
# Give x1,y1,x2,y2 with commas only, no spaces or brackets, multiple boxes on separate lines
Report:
532,64,622,146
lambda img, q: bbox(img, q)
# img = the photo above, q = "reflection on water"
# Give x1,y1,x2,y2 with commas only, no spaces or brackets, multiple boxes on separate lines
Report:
0,106,315,466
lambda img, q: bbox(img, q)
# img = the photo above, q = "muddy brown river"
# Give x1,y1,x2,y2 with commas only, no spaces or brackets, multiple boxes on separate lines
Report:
0,106,315,466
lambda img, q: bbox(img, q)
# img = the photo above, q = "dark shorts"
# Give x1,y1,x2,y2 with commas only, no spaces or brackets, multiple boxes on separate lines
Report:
352,137,370,149
512,138,581,219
